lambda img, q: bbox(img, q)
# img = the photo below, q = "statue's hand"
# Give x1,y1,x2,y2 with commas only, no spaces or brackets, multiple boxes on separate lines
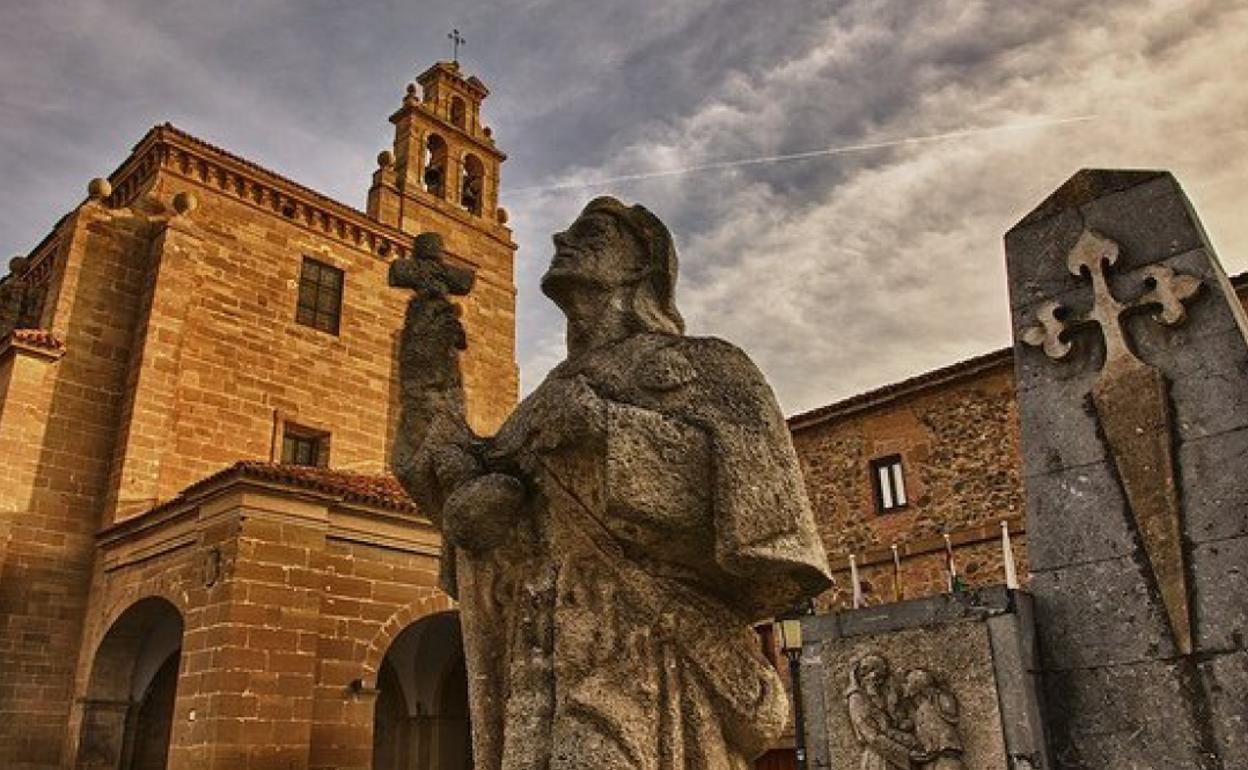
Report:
442,473,527,552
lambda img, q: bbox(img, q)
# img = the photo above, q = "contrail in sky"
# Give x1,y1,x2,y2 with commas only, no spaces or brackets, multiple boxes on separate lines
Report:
508,114,1098,194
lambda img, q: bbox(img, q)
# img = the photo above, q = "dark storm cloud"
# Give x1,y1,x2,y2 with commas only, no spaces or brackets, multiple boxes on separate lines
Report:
3,0,1247,415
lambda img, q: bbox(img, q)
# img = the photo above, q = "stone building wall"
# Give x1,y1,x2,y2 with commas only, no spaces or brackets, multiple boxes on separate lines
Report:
100,125,516,526
791,353,1027,609
792,281,1247,611
0,201,158,768
0,64,517,768
67,465,450,770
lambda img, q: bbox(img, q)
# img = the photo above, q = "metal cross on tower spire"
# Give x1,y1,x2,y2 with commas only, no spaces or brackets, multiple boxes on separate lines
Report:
448,29,465,63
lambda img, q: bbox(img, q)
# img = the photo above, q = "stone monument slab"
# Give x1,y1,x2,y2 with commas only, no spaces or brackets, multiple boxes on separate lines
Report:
799,587,1049,770
1006,168,1248,768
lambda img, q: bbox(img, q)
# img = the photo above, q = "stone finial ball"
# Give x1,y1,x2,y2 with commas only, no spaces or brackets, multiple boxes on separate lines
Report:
377,150,396,169
172,191,199,215
483,126,493,138
87,177,112,200
496,207,509,225
8,256,28,275
406,83,418,97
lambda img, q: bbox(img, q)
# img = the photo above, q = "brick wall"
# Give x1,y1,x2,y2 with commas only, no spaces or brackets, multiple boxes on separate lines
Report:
0,202,155,769
791,356,1028,609
70,474,448,770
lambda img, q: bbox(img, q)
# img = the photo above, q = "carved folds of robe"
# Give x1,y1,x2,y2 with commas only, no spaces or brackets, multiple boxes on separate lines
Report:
452,332,832,770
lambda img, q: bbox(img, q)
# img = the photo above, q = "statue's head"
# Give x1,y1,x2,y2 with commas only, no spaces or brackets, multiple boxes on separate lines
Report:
902,668,935,699
851,654,890,693
541,196,684,335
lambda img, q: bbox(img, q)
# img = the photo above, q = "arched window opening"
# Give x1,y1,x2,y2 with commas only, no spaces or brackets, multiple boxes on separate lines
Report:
449,97,467,130
74,597,183,770
460,154,485,216
372,611,471,770
423,134,448,199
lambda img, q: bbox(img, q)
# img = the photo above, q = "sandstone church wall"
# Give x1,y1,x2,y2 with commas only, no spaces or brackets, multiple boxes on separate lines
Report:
70,472,448,770
0,200,156,767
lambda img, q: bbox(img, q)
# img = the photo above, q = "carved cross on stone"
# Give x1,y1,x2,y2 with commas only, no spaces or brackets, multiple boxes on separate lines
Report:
1021,229,1202,654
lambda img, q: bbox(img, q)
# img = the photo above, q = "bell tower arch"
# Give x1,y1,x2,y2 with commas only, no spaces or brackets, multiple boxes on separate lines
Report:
369,61,507,234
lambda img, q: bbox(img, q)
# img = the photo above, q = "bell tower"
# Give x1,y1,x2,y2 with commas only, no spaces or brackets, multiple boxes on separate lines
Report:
366,61,518,436
368,61,508,234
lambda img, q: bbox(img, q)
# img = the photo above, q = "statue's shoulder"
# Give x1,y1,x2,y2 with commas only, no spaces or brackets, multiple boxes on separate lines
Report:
647,336,780,422
671,335,771,391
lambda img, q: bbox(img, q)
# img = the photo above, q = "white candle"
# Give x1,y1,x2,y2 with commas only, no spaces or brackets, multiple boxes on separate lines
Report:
849,554,863,609
1002,520,1020,589
890,544,902,602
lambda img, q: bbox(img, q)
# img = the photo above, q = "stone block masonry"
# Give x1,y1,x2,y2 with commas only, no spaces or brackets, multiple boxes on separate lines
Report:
0,62,518,768
1006,169,1248,769
68,464,451,770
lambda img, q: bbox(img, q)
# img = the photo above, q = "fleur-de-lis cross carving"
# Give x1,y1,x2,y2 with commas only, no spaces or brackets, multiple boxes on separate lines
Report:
1020,228,1203,654
1021,230,1201,365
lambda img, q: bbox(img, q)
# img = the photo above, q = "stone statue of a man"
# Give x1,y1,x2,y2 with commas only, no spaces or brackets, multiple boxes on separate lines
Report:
393,197,832,770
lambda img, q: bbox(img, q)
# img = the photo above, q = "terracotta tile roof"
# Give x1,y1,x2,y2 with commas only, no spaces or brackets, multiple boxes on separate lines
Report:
788,270,1248,431
183,460,419,514
2,328,67,356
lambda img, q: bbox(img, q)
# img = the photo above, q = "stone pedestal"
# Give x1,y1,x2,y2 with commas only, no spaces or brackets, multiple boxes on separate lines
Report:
1006,169,1248,769
799,587,1049,770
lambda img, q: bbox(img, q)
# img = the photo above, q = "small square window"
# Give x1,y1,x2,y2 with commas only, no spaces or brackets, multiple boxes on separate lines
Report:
281,424,329,467
296,257,344,335
871,455,907,513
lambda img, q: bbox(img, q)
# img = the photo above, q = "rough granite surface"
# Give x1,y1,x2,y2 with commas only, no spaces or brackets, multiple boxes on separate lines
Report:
392,196,833,770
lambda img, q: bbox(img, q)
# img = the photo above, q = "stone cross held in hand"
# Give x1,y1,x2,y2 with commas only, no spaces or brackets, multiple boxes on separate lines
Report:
1020,228,1202,655
388,232,475,301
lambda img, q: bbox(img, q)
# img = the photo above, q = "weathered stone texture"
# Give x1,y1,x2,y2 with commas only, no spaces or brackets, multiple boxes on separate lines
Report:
791,360,1028,608
799,589,1048,770
1007,169,1248,768
395,196,833,770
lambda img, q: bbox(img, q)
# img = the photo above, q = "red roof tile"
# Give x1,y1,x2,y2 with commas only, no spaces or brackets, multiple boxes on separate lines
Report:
182,460,419,514
2,328,67,356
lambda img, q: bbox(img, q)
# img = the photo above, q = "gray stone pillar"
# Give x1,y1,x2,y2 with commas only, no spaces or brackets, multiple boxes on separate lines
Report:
1005,169,1247,769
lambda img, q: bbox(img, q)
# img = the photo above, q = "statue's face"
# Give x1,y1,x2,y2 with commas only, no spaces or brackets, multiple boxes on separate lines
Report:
542,210,644,306
860,658,889,691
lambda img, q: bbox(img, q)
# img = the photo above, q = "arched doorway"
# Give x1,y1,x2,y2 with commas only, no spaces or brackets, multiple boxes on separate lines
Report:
372,611,471,770
75,597,183,770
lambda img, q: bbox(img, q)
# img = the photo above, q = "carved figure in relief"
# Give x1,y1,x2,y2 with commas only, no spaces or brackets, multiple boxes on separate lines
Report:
392,197,832,770
846,654,921,769
902,669,964,770
845,654,966,770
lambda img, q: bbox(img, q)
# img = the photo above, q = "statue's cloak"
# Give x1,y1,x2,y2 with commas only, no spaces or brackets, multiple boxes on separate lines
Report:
456,332,832,770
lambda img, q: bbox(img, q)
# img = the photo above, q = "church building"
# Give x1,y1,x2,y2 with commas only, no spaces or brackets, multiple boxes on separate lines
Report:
0,61,515,770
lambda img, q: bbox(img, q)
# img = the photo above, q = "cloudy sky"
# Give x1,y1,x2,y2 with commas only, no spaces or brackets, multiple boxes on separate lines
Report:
3,0,1246,415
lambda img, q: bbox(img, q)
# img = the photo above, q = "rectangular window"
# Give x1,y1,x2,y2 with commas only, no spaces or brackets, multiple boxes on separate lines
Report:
281,424,329,467
871,455,907,513
295,257,344,335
